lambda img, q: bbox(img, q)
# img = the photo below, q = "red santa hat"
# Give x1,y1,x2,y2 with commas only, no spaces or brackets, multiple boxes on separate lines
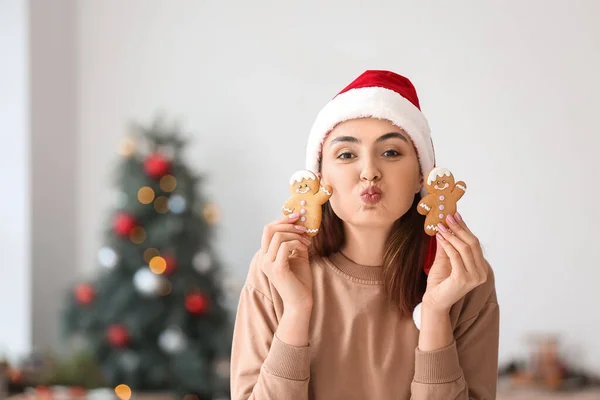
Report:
305,70,438,325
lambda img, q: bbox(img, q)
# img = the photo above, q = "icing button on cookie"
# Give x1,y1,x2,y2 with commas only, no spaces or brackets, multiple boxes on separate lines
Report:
439,213,444,219
300,200,306,206
301,216,306,222
439,205,444,210
300,208,306,214
439,195,445,201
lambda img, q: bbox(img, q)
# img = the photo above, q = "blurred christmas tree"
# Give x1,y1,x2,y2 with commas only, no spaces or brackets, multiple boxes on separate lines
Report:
62,117,234,399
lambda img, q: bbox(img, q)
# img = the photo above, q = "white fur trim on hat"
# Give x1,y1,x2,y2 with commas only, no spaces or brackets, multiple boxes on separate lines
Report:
305,86,435,197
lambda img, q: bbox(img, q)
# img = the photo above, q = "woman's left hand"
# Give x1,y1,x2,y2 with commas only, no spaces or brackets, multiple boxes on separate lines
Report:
422,212,489,314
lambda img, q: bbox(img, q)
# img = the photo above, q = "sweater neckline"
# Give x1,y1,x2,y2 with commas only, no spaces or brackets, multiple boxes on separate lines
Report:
328,252,384,284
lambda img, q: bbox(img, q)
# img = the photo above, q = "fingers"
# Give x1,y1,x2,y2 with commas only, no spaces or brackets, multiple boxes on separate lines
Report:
437,213,487,285
266,231,311,263
261,212,309,252
435,232,466,276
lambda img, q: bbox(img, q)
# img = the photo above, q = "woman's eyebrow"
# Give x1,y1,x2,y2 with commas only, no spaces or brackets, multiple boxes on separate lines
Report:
328,131,408,147
376,132,408,143
329,136,359,146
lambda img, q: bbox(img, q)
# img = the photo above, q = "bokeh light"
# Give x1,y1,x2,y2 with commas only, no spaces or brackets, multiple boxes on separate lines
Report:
129,227,146,244
149,256,167,274
160,175,177,192
144,248,160,263
159,280,173,296
154,196,169,213
114,384,132,400
137,186,155,204
118,138,136,157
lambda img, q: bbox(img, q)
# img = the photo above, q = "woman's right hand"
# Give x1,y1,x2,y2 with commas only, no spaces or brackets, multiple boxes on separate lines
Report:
258,212,314,313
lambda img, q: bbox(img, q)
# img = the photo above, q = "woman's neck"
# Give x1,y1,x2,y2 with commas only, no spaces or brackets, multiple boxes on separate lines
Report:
340,223,391,267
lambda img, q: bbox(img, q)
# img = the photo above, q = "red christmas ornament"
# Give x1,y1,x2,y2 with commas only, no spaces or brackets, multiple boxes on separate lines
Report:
75,283,94,305
107,324,130,348
185,293,209,315
163,255,177,275
144,153,171,179
113,212,136,237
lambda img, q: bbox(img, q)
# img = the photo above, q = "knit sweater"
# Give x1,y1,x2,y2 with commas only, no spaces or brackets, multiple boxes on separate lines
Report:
230,251,500,399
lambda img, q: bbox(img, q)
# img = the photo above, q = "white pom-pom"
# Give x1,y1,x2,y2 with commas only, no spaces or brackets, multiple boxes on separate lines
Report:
413,302,422,330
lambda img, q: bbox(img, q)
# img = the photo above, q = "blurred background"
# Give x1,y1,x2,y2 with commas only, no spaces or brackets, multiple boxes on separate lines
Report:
1,0,599,399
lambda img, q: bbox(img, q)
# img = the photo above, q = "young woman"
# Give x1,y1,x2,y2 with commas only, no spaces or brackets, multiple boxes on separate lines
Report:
230,70,499,399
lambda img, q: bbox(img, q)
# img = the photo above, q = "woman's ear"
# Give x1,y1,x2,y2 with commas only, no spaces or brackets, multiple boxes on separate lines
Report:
415,176,423,194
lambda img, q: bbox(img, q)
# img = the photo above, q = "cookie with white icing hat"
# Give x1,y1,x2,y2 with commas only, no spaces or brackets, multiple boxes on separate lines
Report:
417,167,467,236
282,170,333,237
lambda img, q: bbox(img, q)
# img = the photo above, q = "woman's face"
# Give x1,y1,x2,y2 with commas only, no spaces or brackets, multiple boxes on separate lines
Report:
320,118,422,229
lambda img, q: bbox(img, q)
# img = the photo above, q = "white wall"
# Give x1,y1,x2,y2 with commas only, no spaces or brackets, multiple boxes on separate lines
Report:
0,0,31,359
76,0,599,372
29,0,79,352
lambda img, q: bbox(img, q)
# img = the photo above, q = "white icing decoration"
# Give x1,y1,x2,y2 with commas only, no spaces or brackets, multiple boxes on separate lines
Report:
419,203,431,212
307,228,319,233
321,186,332,196
434,183,449,191
456,184,466,191
300,200,306,206
282,206,293,213
289,170,317,185
300,209,306,214
439,205,444,210
426,224,438,231
427,167,452,185
301,216,306,222
439,213,444,219
439,195,445,201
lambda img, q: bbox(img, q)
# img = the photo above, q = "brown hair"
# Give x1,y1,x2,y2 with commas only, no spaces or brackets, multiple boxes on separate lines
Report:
310,194,429,317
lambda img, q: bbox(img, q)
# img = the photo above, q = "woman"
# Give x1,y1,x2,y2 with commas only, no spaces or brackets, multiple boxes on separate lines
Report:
230,70,499,399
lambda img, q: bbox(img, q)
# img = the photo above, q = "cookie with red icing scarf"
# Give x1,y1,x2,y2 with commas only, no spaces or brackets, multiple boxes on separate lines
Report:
282,170,333,237
417,167,467,236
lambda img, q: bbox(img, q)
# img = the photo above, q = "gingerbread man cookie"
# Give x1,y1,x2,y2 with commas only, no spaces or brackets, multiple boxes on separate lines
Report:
282,170,333,237
417,167,467,236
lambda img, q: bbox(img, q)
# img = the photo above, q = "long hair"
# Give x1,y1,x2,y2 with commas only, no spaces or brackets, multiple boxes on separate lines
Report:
310,194,429,317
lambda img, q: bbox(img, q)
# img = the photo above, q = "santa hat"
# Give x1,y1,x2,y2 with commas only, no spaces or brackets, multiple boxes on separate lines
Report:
305,70,437,328
305,70,435,198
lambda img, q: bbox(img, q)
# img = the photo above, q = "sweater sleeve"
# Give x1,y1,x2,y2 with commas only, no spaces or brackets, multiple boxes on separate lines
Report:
230,254,311,399
410,300,499,399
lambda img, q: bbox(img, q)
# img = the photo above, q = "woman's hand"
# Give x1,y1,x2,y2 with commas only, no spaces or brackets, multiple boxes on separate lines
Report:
257,212,314,314
422,212,489,314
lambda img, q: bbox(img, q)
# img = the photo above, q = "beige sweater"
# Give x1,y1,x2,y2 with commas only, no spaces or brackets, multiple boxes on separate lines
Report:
230,251,500,399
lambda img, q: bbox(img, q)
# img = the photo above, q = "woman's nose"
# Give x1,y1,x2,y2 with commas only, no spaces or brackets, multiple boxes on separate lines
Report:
360,159,381,181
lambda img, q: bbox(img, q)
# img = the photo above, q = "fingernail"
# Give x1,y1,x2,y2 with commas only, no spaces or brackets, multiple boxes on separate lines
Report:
437,223,449,233
447,214,457,225
295,224,307,232
436,233,445,241
288,212,299,219
455,212,463,222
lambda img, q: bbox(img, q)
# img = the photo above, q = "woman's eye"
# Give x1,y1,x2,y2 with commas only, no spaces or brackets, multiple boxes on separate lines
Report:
383,149,400,157
337,152,355,159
